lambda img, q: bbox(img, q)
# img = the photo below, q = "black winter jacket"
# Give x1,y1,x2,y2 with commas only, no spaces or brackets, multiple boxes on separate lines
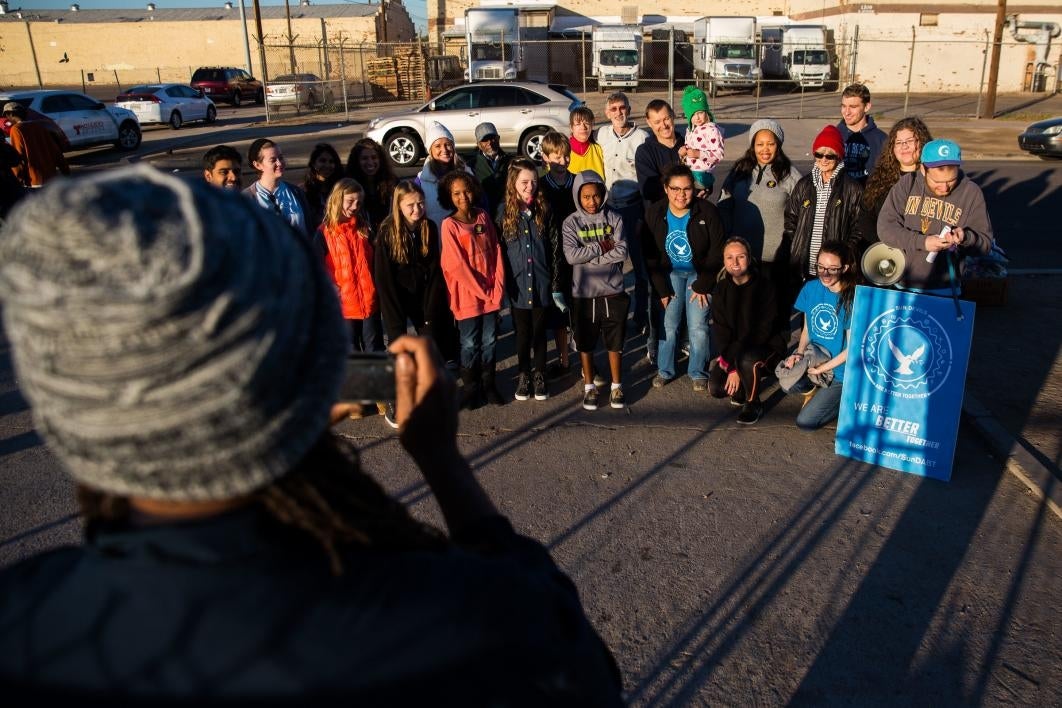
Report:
373,218,448,340
641,197,726,297
779,171,864,278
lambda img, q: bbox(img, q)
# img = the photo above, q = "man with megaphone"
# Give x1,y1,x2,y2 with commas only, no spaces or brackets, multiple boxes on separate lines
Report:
875,139,995,295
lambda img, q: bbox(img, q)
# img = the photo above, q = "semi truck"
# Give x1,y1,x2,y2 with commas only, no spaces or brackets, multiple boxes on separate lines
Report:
692,16,759,97
591,25,642,92
760,25,831,89
464,7,523,82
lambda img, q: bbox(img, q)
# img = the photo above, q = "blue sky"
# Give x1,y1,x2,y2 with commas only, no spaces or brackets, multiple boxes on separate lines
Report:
19,0,429,33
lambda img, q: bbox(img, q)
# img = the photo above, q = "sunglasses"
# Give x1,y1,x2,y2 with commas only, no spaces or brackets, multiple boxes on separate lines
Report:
813,152,839,161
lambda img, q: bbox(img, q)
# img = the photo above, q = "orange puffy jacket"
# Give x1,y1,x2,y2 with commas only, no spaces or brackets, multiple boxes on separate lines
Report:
318,219,378,320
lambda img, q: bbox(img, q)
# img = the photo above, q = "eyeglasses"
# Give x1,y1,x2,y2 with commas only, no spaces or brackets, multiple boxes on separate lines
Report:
894,138,918,148
816,265,842,275
813,152,839,161
666,185,694,193
925,172,959,188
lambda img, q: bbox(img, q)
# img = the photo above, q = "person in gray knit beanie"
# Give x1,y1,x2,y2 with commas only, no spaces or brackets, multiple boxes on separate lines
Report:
0,164,349,501
0,167,624,703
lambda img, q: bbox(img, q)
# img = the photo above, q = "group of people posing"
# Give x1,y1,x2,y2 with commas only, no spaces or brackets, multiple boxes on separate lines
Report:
195,82,993,430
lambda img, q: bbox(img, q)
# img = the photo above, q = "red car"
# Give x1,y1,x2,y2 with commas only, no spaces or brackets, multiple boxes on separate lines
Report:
1,105,71,151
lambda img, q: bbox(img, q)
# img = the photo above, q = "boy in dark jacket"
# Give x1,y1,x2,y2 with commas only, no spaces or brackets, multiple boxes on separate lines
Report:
562,171,628,410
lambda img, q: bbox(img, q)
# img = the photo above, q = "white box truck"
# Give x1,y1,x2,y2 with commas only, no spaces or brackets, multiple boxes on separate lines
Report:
592,25,642,92
761,25,830,89
464,7,523,82
693,16,759,97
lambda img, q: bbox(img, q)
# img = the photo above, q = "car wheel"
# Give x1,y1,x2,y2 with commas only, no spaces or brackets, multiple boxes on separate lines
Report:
255,89,265,106
384,131,422,168
232,91,242,107
206,105,217,124
169,111,183,130
519,127,550,162
115,120,142,151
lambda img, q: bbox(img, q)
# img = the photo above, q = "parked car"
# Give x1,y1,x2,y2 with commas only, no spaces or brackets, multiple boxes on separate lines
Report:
1017,116,1062,159
190,67,264,107
266,74,334,109
1,106,71,151
366,81,584,167
115,84,216,129
0,90,141,151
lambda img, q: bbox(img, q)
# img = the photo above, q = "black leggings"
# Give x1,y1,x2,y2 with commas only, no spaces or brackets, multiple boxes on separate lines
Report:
708,346,777,402
511,306,547,375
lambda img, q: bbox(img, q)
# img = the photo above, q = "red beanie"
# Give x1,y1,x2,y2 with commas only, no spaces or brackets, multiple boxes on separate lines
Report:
812,125,845,157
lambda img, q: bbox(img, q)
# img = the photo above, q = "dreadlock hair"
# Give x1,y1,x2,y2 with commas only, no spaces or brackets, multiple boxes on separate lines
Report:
79,433,447,577
500,157,550,239
862,116,933,210
378,179,432,266
322,178,370,241
817,241,860,322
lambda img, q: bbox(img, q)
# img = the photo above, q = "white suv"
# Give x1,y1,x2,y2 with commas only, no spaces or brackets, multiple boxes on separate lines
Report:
366,81,584,167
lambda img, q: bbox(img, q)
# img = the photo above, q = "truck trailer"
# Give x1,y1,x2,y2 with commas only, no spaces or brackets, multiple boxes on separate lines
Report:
592,25,642,92
760,25,830,89
465,7,523,81
692,16,759,97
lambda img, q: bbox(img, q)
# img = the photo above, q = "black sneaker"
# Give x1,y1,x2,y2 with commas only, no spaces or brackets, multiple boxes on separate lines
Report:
533,372,548,400
609,387,625,409
383,402,399,429
729,389,747,407
514,373,531,401
736,401,762,425
582,387,599,411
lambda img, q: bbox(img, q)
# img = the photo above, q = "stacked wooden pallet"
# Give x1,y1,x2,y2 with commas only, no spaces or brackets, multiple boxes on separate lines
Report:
367,44,427,101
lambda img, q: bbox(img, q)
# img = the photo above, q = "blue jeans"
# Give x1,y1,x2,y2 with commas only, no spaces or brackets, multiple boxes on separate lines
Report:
795,379,844,430
457,313,497,370
657,270,711,380
614,200,649,328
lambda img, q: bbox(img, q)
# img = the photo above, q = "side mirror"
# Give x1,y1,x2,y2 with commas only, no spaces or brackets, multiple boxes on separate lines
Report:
428,100,437,111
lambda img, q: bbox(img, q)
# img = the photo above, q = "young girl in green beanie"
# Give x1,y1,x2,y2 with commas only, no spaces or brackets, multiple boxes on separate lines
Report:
681,85,725,194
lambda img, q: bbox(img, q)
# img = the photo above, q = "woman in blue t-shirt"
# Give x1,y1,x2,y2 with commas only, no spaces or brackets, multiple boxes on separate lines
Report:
782,241,858,430
642,164,725,390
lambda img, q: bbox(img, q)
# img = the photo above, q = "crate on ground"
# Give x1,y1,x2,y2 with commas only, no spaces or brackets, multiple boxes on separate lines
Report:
961,276,1008,307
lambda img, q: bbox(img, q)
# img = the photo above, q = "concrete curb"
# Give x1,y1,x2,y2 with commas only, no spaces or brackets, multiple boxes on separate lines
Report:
962,394,1062,521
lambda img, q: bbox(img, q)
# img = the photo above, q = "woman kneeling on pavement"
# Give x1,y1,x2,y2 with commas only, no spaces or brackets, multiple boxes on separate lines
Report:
708,237,786,425
781,242,859,430
642,164,725,391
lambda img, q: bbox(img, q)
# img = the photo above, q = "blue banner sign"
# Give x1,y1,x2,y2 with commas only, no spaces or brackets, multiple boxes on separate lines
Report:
836,286,976,481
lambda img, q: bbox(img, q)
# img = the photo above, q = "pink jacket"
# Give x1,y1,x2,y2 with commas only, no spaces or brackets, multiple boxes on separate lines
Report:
685,123,725,173
439,208,505,320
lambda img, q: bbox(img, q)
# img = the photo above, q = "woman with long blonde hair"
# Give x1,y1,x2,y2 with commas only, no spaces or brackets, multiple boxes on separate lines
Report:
374,180,448,353
314,177,382,353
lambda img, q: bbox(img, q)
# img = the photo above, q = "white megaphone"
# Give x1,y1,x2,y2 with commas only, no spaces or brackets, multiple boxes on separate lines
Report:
861,242,906,287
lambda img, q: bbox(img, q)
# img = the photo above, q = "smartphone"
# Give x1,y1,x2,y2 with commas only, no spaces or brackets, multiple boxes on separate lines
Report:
337,353,396,403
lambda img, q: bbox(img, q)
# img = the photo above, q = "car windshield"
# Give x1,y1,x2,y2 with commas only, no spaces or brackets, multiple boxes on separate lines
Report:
192,69,224,81
600,50,638,67
471,43,514,61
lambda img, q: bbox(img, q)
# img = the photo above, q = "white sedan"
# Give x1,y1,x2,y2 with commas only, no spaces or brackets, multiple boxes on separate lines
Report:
0,89,141,151
115,84,217,129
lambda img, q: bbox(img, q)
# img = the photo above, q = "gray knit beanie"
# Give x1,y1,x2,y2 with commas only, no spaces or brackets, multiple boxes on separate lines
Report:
748,118,784,146
0,165,349,501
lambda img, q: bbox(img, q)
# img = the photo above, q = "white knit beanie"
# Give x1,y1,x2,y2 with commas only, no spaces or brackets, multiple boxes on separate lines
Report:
0,165,349,501
748,118,785,146
425,121,455,149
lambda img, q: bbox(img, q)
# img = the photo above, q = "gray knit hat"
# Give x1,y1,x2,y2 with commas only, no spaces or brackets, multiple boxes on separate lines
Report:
748,118,784,146
0,165,349,501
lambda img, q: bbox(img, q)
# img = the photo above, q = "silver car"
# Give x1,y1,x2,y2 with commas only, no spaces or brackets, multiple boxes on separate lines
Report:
266,74,334,110
366,81,584,167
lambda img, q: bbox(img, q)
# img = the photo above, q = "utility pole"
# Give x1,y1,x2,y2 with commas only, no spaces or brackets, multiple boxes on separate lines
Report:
252,0,269,82
238,0,253,75
982,0,1007,119
284,0,298,74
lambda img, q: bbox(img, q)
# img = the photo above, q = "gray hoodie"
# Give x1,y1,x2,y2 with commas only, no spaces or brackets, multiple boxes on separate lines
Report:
561,171,627,298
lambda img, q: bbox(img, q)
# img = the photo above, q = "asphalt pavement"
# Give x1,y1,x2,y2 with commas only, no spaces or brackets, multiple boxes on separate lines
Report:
1,90,1060,704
